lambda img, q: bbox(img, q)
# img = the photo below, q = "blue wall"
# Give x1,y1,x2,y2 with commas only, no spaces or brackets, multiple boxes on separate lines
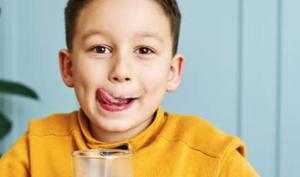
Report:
1,0,300,177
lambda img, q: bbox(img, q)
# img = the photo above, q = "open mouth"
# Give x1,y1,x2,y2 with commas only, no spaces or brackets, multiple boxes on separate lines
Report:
96,88,138,112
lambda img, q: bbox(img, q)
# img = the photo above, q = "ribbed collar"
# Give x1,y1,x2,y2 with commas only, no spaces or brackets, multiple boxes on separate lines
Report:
74,107,166,153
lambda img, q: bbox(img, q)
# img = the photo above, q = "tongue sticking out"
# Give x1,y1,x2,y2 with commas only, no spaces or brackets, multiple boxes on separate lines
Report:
96,89,132,105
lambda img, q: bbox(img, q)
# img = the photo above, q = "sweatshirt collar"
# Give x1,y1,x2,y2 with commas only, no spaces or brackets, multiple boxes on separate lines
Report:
76,107,165,153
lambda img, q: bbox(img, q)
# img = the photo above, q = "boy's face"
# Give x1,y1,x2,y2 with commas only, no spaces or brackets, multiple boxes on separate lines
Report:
59,0,184,142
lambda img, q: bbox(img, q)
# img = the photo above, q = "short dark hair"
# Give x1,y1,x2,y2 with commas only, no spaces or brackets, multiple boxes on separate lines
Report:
64,0,181,55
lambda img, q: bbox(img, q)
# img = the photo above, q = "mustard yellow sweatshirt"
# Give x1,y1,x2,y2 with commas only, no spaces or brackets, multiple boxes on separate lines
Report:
0,108,259,177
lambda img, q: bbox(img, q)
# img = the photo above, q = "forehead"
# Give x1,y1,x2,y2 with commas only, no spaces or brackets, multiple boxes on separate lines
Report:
75,0,172,43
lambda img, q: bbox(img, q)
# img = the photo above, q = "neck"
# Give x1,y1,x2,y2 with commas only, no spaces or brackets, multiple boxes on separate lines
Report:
89,116,154,144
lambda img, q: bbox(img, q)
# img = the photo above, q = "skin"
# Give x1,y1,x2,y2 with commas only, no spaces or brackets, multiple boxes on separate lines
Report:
59,0,184,143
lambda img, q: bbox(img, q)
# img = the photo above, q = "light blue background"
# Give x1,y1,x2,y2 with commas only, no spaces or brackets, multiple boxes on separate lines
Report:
1,0,299,177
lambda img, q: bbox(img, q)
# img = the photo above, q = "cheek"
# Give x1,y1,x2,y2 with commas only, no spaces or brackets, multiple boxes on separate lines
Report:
73,58,107,87
140,66,169,91
73,60,108,105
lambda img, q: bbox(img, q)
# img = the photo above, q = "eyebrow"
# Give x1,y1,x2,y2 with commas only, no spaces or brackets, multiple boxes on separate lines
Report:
81,29,107,41
81,29,164,44
134,32,164,44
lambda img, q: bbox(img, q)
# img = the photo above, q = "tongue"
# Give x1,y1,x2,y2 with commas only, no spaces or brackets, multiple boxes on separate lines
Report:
97,89,130,105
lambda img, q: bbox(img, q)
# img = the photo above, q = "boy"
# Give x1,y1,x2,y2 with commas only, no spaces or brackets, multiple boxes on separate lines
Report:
0,0,259,176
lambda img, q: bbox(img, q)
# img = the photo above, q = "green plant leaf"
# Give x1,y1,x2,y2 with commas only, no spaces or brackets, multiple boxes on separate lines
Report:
0,111,12,140
0,80,39,100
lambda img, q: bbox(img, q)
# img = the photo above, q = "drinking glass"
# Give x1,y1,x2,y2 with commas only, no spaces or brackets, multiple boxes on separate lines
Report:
72,149,133,177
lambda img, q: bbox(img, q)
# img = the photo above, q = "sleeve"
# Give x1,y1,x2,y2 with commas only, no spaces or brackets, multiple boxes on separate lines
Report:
0,133,30,177
218,149,260,177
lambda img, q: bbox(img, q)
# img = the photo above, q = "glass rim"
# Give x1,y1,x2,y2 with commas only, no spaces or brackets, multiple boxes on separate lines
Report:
72,148,132,159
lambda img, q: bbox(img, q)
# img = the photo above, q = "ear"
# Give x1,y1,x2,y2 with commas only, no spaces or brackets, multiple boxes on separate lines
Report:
166,54,184,92
58,49,74,87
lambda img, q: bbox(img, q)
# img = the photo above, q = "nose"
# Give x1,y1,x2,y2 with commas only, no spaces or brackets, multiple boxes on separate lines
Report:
108,57,132,83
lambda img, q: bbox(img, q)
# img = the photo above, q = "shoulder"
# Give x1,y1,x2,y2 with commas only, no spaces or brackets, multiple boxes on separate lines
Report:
219,148,259,176
28,111,79,136
160,111,246,159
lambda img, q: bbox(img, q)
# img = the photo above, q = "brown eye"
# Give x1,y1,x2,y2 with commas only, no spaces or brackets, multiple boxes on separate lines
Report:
138,47,154,55
92,46,111,54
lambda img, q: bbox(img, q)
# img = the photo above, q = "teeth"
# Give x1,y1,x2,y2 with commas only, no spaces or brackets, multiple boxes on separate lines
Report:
110,97,130,105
